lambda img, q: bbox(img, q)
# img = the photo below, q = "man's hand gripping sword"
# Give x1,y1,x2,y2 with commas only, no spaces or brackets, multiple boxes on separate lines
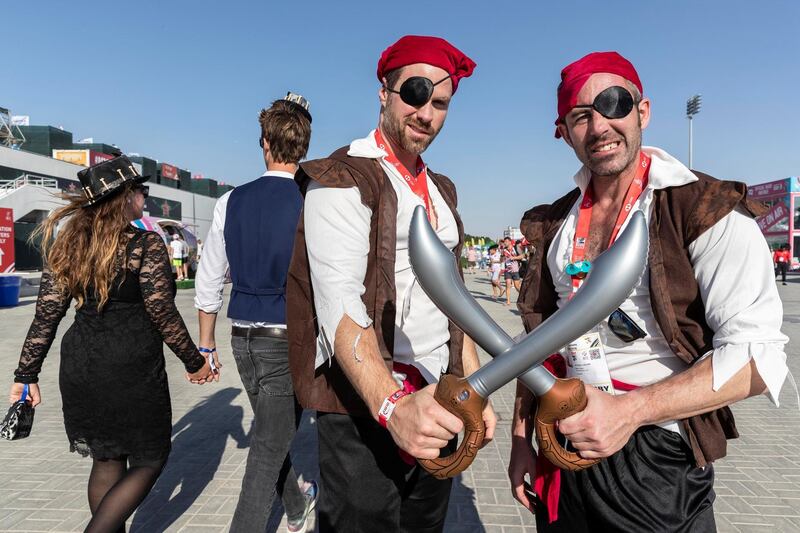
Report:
408,206,648,479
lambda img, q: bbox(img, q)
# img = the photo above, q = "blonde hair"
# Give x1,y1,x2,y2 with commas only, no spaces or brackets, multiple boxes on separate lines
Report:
34,185,133,310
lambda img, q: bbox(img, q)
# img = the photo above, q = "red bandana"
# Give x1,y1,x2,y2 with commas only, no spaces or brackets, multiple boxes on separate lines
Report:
377,35,476,94
555,51,643,138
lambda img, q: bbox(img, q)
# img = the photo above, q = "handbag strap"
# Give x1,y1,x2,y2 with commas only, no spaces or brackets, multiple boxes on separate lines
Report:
19,384,28,404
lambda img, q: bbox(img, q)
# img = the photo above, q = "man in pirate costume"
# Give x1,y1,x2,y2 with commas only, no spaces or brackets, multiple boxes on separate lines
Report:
287,35,497,532
507,51,790,532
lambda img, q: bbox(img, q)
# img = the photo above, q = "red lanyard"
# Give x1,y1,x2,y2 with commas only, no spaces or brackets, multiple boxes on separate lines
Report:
374,129,432,218
569,152,651,292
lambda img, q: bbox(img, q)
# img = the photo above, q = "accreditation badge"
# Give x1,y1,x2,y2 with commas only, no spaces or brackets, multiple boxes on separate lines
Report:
564,329,615,395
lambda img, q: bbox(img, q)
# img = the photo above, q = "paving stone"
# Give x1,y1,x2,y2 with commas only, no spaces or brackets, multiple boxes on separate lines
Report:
1,274,799,531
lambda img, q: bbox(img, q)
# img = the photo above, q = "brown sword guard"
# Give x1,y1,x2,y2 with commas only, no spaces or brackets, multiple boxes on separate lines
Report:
534,377,600,471
418,374,487,480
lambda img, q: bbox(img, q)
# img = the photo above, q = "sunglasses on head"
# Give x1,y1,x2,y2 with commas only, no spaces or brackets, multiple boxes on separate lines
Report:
385,74,452,107
133,185,149,198
607,307,646,343
570,85,636,122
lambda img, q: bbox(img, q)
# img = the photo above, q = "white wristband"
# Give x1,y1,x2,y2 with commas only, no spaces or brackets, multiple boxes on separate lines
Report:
378,389,411,428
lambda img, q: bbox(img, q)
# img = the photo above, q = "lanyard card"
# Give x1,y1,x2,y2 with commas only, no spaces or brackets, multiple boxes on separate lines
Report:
564,329,615,395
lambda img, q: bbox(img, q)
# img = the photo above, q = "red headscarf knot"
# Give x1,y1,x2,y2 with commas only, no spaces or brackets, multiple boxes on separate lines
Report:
377,35,476,94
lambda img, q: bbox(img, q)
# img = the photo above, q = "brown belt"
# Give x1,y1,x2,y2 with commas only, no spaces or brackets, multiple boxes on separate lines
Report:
231,326,288,340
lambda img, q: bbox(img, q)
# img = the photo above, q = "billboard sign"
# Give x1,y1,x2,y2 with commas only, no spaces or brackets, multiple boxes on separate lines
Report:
0,208,14,273
145,196,182,219
748,179,788,200
90,150,114,166
757,201,790,233
161,163,178,180
53,149,90,166
11,115,29,126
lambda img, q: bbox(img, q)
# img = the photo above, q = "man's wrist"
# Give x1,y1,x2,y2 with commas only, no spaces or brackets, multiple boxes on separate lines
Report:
620,387,649,429
378,388,412,428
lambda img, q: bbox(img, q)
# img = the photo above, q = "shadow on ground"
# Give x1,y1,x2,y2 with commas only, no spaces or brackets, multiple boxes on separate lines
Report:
445,475,486,533
131,387,248,532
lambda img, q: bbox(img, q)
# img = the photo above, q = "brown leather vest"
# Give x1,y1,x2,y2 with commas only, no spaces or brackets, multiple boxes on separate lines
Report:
286,146,465,416
517,171,766,467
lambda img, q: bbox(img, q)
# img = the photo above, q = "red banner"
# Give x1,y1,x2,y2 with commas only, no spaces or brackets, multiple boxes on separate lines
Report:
757,201,790,233
161,163,178,180
90,151,115,166
0,208,15,273
748,179,788,200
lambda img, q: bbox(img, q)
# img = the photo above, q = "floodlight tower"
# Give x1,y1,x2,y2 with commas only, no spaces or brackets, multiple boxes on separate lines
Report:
686,94,702,169
0,107,26,149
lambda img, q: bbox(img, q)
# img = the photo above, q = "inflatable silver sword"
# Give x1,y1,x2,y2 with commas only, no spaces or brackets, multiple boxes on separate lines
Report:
408,205,649,478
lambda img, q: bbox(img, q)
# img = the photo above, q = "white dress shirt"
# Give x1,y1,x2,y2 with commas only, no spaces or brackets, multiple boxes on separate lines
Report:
193,170,296,328
547,147,789,432
304,130,459,384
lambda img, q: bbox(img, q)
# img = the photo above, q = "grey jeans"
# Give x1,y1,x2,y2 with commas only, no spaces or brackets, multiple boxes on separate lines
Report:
229,334,305,532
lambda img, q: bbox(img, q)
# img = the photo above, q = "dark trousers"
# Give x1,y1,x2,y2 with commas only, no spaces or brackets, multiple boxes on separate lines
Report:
777,262,788,282
229,334,305,532
536,425,716,533
316,411,455,533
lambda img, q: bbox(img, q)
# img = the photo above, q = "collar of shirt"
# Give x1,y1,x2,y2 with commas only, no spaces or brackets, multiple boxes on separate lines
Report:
347,130,432,192
347,129,386,160
571,146,697,194
261,170,296,180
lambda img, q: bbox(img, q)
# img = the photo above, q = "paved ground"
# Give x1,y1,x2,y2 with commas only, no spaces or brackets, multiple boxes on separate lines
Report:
0,273,798,532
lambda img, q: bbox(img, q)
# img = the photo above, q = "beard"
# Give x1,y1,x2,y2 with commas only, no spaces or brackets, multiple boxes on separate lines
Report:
578,126,642,177
382,100,441,155
578,113,643,177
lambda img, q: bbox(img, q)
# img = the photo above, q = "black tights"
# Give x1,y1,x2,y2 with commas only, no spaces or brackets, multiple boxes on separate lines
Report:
85,455,165,533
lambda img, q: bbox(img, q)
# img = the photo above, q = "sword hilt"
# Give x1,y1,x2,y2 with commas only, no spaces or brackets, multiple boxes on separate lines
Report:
418,374,487,479
535,377,600,471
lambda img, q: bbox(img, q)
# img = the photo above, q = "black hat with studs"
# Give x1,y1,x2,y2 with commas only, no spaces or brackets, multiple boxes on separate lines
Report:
77,155,149,207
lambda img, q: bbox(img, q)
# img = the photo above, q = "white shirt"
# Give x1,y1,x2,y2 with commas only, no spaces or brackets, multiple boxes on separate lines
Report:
193,170,296,328
490,251,502,272
548,147,789,428
169,239,184,259
304,130,459,384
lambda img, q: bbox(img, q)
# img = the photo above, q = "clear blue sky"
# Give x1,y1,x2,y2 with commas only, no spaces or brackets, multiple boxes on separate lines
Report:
6,1,800,237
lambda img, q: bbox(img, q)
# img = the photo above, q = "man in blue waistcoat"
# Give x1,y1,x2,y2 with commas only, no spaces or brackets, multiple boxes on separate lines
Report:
194,93,316,533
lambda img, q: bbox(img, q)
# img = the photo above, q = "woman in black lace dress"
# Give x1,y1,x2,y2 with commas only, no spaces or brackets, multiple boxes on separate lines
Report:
7,156,214,532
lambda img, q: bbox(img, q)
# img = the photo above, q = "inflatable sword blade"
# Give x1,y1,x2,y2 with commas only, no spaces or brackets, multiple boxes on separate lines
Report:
408,206,649,398
408,207,556,393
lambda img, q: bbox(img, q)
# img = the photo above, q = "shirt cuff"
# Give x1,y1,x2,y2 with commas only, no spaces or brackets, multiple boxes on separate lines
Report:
314,296,373,369
711,342,788,406
194,295,224,314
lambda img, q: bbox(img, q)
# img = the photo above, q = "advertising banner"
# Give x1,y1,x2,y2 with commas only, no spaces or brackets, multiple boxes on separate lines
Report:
146,196,182,219
748,179,788,200
161,163,178,180
55,177,82,195
89,150,115,166
53,149,90,166
757,201,790,233
0,208,15,273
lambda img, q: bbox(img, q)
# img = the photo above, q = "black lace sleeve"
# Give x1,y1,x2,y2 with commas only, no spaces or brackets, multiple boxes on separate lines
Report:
137,232,204,373
14,270,72,383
